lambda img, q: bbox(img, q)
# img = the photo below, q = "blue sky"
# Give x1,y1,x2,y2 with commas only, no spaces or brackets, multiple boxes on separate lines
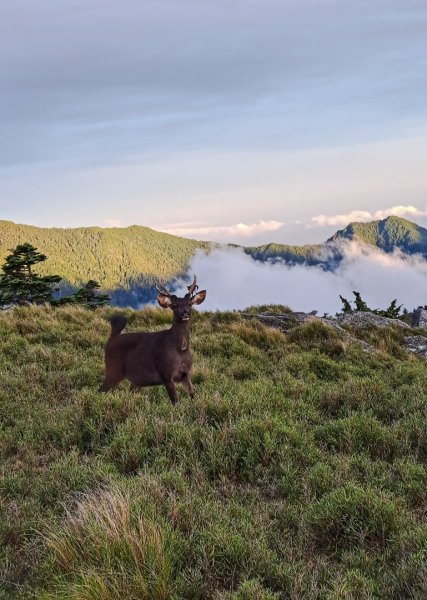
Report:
1,0,427,245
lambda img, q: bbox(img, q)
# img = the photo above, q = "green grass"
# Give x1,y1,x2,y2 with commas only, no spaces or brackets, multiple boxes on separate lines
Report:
0,306,426,599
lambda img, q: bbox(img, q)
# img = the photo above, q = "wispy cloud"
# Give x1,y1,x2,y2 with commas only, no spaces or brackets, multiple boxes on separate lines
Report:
311,205,427,228
103,218,122,227
157,220,285,240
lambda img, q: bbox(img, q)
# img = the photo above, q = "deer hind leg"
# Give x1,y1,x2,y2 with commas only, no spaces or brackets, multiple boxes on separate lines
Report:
165,381,178,404
181,373,194,398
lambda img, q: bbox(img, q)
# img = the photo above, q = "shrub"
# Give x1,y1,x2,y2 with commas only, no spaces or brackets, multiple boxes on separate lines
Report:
223,578,281,599
289,321,347,357
316,414,398,460
308,483,406,551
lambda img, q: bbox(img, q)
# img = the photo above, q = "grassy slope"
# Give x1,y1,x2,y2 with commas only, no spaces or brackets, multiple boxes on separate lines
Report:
1,306,426,599
0,221,208,289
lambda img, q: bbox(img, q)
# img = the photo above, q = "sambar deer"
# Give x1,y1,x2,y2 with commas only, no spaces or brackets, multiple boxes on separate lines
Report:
99,276,206,403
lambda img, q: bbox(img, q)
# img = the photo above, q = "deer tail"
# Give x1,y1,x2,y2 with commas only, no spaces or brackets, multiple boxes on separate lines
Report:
110,314,127,337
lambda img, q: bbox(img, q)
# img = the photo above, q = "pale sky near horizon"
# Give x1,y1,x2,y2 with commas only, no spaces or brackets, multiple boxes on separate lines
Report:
1,0,427,245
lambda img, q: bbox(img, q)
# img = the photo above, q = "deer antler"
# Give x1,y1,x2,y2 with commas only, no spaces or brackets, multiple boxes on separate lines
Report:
155,283,172,297
187,274,198,297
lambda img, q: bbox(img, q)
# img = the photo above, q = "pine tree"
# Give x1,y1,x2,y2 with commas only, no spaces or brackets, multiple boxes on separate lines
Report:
339,294,353,313
73,280,110,309
0,243,61,308
377,299,403,319
337,291,404,319
353,291,369,312
53,280,109,309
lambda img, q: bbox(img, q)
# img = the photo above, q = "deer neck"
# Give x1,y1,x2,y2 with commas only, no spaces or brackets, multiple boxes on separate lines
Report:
170,319,190,352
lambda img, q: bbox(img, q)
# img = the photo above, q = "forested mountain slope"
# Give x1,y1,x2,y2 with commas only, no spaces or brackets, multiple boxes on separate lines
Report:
0,220,208,289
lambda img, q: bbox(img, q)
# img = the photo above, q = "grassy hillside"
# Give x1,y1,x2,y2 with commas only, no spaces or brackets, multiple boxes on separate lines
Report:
0,221,208,289
1,306,426,599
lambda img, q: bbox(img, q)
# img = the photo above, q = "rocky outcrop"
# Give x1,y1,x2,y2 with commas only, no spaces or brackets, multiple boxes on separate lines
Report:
336,311,410,330
242,311,374,353
411,307,427,329
404,335,427,357
243,310,427,359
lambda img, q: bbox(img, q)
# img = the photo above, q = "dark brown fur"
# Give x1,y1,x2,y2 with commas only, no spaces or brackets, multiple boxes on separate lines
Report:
99,289,206,403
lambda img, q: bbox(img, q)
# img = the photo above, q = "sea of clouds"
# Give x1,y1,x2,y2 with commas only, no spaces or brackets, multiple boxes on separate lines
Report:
170,242,427,315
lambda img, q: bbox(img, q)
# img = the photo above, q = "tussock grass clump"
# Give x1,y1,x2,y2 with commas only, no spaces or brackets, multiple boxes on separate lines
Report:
348,324,407,359
243,304,292,315
222,578,281,599
230,321,287,352
316,414,399,460
289,321,347,358
308,483,405,551
0,305,426,598
43,486,175,600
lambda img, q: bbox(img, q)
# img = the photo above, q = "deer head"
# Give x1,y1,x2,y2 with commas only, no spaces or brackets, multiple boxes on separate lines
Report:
156,275,206,322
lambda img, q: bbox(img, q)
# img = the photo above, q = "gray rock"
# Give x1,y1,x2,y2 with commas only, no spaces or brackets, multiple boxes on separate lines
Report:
336,311,410,330
411,307,427,329
242,311,375,353
404,335,427,357
242,310,427,358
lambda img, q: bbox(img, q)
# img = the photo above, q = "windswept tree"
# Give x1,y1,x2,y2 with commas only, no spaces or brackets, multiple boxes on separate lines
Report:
338,291,403,319
0,243,61,309
339,294,352,314
53,280,110,309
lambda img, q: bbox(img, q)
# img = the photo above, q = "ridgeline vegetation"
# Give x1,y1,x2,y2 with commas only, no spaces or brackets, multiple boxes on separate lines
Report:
0,304,426,598
339,291,405,319
1,217,427,301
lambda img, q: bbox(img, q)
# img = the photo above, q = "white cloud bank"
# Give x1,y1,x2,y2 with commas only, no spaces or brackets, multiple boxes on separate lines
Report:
311,205,427,228
171,243,427,315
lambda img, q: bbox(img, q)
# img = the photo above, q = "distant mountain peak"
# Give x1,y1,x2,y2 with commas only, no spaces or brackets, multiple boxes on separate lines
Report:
328,216,427,253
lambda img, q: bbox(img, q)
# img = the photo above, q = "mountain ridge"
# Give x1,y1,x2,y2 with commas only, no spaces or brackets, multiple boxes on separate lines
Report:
245,216,427,264
1,216,426,305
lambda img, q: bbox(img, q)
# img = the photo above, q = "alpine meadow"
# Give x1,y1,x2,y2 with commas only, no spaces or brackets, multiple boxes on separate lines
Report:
2,1,427,598
1,302,426,598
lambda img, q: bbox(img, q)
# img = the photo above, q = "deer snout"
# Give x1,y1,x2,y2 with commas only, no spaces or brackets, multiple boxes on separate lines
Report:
179,309,191,321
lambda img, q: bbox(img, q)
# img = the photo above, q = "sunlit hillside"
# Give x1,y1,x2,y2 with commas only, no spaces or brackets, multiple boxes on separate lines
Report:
1,217,427,300
0,220,208,290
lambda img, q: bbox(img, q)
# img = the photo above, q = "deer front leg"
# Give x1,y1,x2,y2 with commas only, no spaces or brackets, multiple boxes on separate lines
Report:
182,373,194,398
165,381,178,404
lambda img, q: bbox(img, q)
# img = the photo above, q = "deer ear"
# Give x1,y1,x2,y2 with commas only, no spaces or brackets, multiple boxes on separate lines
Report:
190,290,206,305
157,294,172,308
